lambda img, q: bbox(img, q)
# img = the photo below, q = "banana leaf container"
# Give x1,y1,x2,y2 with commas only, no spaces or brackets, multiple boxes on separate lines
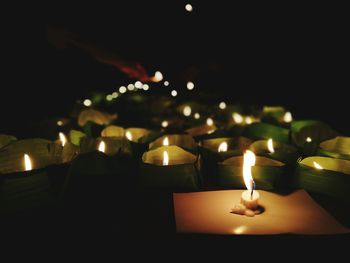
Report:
244,122,290,143
294,156,350,202
317,136,350,160
139,145,201,191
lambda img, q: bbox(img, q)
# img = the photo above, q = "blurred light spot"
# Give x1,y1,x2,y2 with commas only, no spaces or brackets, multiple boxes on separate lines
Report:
187,81,194,90
57,120,63,126
232,112,243,124
119,86,127,93
194,113,200,119
283,112,293,123
83,99,92,107
171,90,177,97
142,84,149,90
161,121,169,128
233,226,248,235
219,102,226,110
112,92,119,99
245,117,253,125
106,94,113,101
164,81,169,86
185,4,193,12
153,71,163,82
206,118,214,126
183,105,192,116
134,81,142,89
127,84,135,91
306,137,312,143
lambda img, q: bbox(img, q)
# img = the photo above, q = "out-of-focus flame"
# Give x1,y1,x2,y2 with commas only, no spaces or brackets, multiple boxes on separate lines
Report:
24,154,32,171
267,138,275,153
163,151,169,166
98,141,106,153
163,136,169,146
283,112,293,123
232,112,243,124
313,161,323,170
126,131,133,141
59,132,67,147
218,142,228,153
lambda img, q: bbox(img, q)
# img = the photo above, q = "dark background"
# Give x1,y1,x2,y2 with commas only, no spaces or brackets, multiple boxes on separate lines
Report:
1,1,349,135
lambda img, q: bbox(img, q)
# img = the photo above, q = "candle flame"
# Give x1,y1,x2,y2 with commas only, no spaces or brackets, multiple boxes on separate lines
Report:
313,161,323,170
245,116,253,125
306,137,312,143
59,132,67,147
243,150,256,190
218,142,228,152
163,136,169,146
126,131,133,141
152,71,163,82
283,112,293,123
232,112,243,124
267,138,275,153
163,151,169,166
24,154,32,171
206,117,214,126
98,141,106,153
161,120,169,128
183,105,192,116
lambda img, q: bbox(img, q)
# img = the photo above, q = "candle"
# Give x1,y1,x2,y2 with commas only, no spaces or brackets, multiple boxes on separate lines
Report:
240,150,260,210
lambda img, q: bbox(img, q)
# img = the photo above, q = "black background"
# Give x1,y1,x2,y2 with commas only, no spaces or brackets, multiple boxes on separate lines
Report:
1,1,349,135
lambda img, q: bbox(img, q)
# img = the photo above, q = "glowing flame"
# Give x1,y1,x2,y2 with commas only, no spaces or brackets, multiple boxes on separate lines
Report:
126,131,132,141
206,118,214,126
185,4,193,12
306,137,312,143
186,81,194,90
152,71,163,82
219,102,226,110
161,120,168,128
98,141,106,153
243,150,256,190
232,112,243,124
59,132,67,147
267,138,275,153
24,154,32,171
183,105,192,116
313,161,323,170
163,136,169,146
218,142,228,153
245,117,253,125
163,151,169,166
283,112,293,123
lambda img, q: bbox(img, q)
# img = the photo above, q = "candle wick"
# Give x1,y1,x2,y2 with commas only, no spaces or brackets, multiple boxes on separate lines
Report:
250,180,255,200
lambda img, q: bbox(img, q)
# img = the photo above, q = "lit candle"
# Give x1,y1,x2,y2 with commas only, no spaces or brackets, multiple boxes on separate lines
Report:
240,150,260,210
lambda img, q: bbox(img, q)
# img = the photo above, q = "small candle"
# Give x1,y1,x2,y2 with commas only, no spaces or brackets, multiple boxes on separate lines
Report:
98,141,106,153
240,150,259,210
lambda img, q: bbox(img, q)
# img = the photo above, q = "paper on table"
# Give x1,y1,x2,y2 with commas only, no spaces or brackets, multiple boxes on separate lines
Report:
174,190,349,235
